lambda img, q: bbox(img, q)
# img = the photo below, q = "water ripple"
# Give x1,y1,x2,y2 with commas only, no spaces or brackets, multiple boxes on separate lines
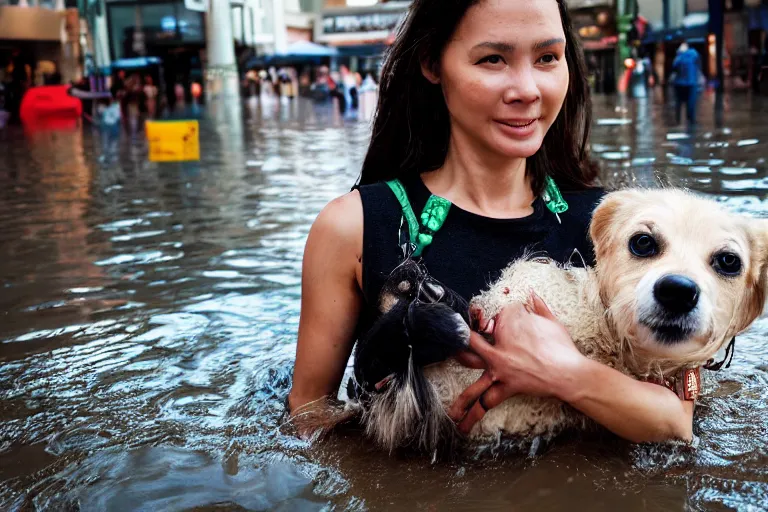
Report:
2,94,768,510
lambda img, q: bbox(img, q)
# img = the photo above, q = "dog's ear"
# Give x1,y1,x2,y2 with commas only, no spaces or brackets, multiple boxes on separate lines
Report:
589,190,641,260
735,219,768,331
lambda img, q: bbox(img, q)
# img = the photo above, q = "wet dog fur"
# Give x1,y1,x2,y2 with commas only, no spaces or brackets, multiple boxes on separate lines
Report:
351,188,768,454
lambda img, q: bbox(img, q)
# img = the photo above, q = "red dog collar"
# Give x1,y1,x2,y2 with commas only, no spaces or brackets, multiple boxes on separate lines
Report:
646,367,701,401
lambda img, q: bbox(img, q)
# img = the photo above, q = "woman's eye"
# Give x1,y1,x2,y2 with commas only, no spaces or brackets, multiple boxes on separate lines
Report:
537,54,558,64
477,55,504,65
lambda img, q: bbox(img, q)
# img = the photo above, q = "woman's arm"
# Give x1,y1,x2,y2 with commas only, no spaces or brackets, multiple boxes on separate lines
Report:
556,357,694,443
288,191,364,431
449,293,694,443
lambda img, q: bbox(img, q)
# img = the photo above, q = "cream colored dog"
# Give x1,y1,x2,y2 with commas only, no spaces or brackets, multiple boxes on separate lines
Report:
357,188,768,451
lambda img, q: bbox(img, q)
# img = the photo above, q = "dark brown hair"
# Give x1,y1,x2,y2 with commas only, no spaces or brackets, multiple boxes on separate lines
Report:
357,0,598,193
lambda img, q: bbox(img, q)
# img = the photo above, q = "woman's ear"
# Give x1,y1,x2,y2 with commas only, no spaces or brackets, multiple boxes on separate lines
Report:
420,56,440,84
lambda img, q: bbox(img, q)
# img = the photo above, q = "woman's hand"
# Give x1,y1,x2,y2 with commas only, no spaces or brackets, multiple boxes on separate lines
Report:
449,292,584,434
449,292,695,443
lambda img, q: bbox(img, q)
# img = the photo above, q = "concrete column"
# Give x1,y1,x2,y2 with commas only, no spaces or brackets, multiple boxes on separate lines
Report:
708,0,725,92
272,0,288,53
206,0,240,99
94,9,112,70
60,8,82,83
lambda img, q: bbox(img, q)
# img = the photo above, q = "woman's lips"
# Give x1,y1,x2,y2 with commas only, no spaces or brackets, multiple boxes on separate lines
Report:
494,118,539,138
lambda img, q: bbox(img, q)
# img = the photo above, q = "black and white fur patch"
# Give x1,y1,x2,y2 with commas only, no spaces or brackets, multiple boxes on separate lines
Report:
351,259,471,454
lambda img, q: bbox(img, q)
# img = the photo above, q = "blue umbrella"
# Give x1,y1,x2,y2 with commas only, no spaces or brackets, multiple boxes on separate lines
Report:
246,42,339,69
110,57,163,71
278,41,340,58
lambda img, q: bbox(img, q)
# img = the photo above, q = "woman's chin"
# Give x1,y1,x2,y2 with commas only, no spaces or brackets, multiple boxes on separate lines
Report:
490,137,546,159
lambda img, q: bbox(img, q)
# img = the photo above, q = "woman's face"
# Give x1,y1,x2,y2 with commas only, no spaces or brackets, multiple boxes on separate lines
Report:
429,0,569,159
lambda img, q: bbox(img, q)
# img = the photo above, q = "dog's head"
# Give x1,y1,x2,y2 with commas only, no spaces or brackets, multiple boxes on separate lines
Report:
590,189,768,365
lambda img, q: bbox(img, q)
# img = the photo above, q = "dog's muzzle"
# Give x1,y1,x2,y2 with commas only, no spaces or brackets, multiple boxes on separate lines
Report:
639,274,702,344
653,274,700,314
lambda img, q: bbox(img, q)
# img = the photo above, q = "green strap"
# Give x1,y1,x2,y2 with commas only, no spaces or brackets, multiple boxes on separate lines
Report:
416,194,452,256
386,176,567,256
386,179,421,247
543,175,569,214
386,179,451,258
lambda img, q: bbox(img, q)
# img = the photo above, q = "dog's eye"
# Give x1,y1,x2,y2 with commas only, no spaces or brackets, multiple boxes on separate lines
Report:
712,252,742,276
629,234,658,257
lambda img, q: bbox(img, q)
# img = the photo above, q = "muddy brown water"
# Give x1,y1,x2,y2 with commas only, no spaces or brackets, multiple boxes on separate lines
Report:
1,93,767,511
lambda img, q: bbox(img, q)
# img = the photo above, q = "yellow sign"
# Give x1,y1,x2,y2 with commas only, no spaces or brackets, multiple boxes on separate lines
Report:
146,120,200,162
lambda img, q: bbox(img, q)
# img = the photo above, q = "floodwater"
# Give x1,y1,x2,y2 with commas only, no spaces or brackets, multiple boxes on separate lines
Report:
1,91,768,511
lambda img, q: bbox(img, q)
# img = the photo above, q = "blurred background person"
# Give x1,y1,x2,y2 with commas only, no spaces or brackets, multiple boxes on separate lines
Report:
143,76,158,119
672,42,703,125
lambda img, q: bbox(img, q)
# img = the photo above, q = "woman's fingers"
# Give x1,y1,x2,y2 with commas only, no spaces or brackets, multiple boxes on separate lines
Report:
470,306,495,334
456,383,509,435
467,330,496,359
453,349,487,370
528,291,557,321
448,370,494,421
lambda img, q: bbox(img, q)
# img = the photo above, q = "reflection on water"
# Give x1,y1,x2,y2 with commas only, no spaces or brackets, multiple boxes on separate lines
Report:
1,92,768,510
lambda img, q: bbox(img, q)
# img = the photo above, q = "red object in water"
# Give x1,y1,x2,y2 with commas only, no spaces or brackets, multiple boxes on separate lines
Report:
20,85,82,131
618,68,632,94
191,82,202,99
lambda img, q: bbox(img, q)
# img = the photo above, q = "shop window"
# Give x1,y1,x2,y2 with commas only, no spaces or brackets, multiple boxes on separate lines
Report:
176,5,204,42
140,2,177,39
232,6,244,43
108,1,204,60
109,4,137,60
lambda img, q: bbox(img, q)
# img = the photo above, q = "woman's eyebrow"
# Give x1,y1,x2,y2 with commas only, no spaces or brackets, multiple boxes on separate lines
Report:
533,38,566,50
473,38,565,52
473,41,515,52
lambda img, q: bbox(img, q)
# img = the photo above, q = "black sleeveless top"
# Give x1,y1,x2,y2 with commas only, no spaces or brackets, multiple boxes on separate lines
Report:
356,174,606,338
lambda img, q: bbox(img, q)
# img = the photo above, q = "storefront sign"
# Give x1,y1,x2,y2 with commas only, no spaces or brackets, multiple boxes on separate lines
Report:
184,0,207,13
317,2,410,45
321,12,403,35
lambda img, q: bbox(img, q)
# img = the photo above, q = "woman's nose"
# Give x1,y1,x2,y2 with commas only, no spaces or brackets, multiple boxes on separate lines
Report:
502,67,540,104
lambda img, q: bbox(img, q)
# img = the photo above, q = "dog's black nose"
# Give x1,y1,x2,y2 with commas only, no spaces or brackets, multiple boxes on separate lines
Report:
653,275,700,314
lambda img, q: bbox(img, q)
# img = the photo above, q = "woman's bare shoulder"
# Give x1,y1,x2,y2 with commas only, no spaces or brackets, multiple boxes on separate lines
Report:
311,190,363,243
307,191,363,274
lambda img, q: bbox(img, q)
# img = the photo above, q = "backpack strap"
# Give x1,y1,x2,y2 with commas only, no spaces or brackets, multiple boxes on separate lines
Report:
386,179,451,258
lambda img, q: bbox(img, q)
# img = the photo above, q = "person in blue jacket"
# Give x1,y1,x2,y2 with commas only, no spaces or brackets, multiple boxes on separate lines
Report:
672,42,702,125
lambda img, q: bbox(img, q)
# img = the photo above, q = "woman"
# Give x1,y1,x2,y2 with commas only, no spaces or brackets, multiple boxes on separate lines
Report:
289,0,694,444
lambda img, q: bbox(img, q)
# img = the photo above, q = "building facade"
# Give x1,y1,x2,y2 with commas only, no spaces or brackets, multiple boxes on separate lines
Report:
637,0,768,90
568,0,619,93
0,0,83,85
76,0,315,98
314,0,408,73
101,0,291,62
